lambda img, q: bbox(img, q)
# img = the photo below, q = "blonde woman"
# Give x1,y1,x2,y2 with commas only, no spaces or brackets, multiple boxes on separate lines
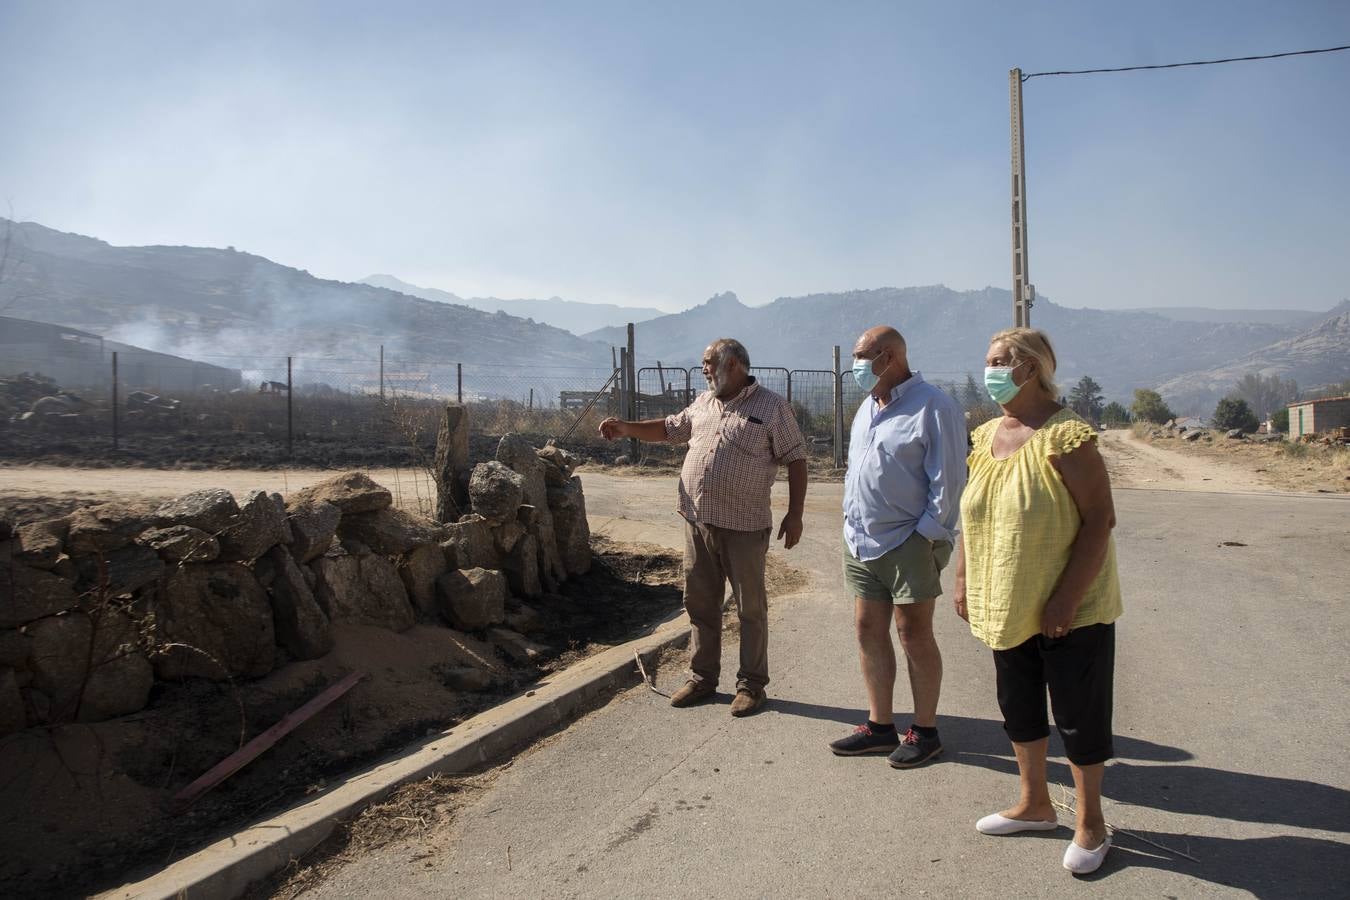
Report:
954,328,1123,876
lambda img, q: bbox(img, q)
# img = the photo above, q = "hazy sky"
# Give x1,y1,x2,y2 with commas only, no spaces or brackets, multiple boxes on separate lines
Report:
2,1,1348,312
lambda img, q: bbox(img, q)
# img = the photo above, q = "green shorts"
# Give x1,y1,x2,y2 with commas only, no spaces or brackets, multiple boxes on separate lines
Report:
843,531,953,605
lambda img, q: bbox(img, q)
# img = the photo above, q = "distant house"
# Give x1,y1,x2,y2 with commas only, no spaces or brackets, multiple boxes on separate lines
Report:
1287,396,1350,439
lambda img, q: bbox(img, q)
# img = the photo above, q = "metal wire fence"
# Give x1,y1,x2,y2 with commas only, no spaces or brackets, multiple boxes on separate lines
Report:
1,348,987,465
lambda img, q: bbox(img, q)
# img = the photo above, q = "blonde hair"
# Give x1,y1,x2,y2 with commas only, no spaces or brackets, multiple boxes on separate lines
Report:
989,327,1059,398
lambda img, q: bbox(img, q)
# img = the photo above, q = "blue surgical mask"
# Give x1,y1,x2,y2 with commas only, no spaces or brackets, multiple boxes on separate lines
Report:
984,361,1030,405
852,353,889,392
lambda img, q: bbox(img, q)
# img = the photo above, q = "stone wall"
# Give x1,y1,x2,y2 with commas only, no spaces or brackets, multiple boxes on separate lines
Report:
0,434,590,737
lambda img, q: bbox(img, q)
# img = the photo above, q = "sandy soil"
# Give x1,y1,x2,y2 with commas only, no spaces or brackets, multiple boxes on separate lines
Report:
0,429,1322,527
1097,430,1275,493
1114,428,1349,494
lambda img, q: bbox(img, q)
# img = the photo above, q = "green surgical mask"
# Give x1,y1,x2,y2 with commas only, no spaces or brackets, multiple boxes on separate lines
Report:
984,360,1030,405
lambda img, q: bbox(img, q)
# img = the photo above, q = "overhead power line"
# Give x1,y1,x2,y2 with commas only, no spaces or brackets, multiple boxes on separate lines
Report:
1022,43,1350,81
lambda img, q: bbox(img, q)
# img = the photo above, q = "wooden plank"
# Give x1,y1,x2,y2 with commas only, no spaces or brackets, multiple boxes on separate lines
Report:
173,670,366,809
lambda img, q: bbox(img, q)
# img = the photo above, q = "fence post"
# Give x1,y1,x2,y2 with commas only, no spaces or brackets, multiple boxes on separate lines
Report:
832,345,844,468
379,344,385,401
287,356,294,458
456,363,463,403
528,387,534,410
786,370,793,404
111,351,119,450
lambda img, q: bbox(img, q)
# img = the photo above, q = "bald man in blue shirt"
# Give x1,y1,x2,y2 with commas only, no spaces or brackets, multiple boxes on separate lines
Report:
829,326,968,768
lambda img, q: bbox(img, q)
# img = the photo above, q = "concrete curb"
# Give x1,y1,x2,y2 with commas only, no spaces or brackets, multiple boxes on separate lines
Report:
99,618,690,900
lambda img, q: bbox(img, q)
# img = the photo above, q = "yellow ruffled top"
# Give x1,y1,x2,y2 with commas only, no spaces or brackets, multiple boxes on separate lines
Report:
961,408,1123,650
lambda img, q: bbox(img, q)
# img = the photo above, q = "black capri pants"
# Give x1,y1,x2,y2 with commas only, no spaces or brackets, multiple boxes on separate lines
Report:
993,623,1115,766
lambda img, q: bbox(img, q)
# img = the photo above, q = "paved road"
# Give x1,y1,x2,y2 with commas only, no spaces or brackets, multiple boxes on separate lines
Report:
305,473,1350,899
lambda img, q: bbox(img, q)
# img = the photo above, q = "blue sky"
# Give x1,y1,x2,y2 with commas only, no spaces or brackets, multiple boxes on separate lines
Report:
1,0,1347,312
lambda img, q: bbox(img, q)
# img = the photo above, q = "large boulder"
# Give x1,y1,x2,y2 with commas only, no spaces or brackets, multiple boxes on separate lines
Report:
218,490,291,562
497,434,566,591
75,544,164,597
398,543,449,618
435,567,507,630
15,518,68,569
537,444,579,487
154,563,276,681
434,404,471,522
310,551,416,632
442,515,498,570
468,461,524,525
66,501,157,555
0,630,31,668
0,668,23,736
136,525,220,563
502,533,542,599
256,547,332,660
494,520,525,554
547,476,592,576
289,472,392,514
0,564,79,627
338,507,447,557
287,500,341,564
27,610,153,723
152,489,240,534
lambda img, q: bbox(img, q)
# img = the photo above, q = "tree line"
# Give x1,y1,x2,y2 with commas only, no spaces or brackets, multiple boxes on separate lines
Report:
1060,373,1348,434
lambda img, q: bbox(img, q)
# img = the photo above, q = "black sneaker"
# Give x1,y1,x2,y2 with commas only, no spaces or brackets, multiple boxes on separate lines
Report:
888,726,942,768
828,724,901,756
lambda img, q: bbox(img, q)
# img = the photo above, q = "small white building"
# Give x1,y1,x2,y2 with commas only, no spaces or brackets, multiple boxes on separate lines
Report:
1288,396,1350,439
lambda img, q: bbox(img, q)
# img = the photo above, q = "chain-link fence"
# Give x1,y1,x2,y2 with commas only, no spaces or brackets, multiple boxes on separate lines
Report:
2,346,987,466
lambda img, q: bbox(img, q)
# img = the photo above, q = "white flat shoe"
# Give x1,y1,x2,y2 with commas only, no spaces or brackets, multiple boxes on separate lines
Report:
975,813,1059,835
1063,836,1111,874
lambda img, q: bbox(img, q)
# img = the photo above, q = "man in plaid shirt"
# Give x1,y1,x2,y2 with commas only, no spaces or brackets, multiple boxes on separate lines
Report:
600,338,808,716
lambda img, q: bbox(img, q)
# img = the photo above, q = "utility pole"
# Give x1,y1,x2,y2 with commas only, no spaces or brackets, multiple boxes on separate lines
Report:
626,323,638,462
1010,68,1034,327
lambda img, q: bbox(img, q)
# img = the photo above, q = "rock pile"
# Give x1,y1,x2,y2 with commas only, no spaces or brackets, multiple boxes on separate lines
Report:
0,433,590,737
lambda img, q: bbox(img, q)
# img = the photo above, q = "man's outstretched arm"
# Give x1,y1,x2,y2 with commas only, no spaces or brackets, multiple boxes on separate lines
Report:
598,417,670,442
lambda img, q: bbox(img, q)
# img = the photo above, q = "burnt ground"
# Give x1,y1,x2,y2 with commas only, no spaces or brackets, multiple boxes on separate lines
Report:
0,429,621,471
0,537,692,900
0,427,841,478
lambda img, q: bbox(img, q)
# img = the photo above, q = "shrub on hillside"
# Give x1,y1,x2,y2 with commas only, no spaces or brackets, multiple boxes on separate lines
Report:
1101,401,1131,427
1130,389,1174,425
1213,397,1260,434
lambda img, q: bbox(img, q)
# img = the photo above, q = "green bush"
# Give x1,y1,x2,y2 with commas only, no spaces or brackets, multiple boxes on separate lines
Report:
1101,401,1131,427
1130,389,1175,425
1271,407,1289,433
1213,397,1260,433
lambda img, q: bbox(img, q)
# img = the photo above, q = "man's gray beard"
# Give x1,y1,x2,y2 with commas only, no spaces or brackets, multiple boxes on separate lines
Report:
706,360,733,394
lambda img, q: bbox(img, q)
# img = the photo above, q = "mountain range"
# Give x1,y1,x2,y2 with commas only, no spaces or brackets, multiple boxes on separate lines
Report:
359,274,665,335
586,289,1348,413
0,219,612,373
1125,307,1326,327
1,218,1344,414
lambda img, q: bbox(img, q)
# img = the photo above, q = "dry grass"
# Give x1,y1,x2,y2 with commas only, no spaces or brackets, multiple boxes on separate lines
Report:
1130,425,1350,493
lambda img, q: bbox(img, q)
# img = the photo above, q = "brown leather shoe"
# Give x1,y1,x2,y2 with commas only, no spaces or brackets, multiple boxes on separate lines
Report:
669,680,716,708
730,687,765,717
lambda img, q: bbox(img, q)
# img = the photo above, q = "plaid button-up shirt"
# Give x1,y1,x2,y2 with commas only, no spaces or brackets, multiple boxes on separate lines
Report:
664,379,807,531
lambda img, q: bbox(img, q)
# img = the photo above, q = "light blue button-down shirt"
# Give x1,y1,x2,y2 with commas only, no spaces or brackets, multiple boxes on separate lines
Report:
843,372,968,561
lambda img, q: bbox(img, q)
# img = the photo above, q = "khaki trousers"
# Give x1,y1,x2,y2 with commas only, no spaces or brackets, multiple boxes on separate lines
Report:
683,519,771,691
